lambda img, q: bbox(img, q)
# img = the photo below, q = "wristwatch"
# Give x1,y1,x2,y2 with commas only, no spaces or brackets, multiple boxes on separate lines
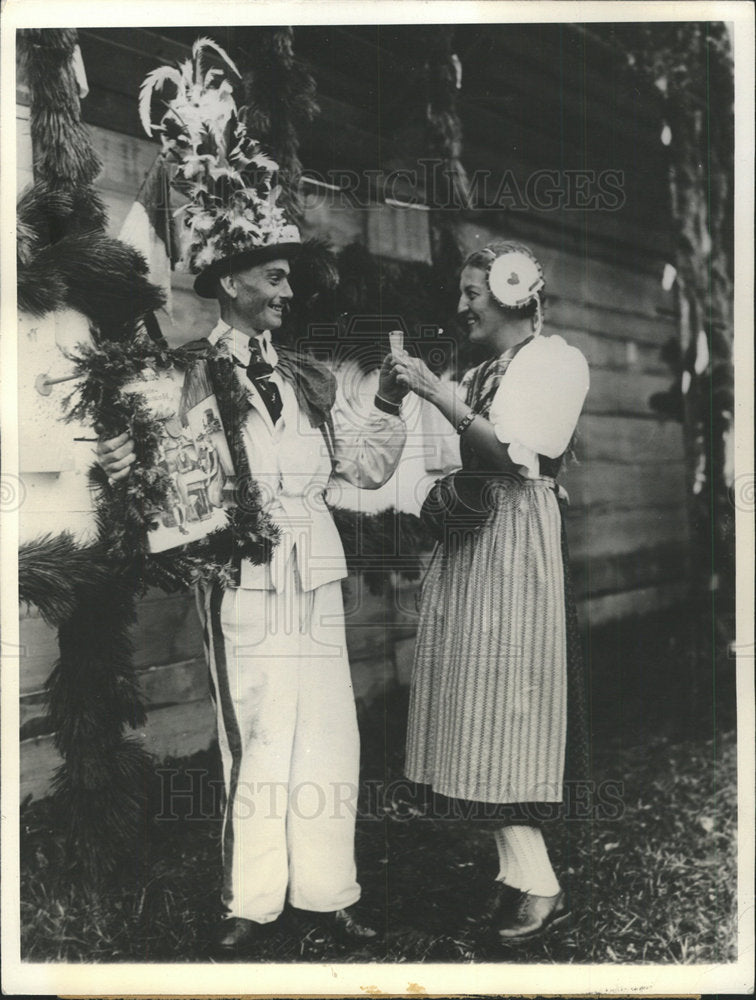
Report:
374,393,403,416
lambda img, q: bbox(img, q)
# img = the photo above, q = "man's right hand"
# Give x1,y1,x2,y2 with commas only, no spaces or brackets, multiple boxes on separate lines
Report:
96,430,136,482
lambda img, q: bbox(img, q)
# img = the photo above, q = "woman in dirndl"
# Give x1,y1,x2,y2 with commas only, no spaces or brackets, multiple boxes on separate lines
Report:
391,242,590,942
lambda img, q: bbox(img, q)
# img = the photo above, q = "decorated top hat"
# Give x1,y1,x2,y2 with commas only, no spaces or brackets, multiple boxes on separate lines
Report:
140,37,301,299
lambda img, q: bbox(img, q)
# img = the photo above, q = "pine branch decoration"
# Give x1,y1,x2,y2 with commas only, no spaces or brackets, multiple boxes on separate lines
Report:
18,534,110,627
423,26,471,211
18,29,102,189
239,27,320,224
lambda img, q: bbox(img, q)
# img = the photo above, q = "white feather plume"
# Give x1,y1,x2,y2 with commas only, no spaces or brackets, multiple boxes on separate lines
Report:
192,36,241,80
139,66,183,136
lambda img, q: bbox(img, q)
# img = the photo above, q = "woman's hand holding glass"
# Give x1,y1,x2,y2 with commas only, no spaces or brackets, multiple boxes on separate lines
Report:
390,353,441,402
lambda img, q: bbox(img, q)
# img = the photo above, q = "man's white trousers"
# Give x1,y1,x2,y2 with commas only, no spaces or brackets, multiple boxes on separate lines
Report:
197,558,361,923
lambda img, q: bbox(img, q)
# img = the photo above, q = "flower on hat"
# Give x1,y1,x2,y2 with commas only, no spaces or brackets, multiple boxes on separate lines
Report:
139,36,299,277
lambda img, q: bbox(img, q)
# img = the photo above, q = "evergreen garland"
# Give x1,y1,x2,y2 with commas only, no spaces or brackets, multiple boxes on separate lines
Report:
421,27,471,374
422,26,471,212
197,348,281,569
62,336,282,590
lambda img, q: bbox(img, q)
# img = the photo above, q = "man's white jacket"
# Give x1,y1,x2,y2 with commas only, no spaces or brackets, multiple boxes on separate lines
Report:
206,321,407,593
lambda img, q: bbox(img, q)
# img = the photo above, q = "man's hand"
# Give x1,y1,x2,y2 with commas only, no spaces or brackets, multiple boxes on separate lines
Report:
377,351,410,405
96,430,136,482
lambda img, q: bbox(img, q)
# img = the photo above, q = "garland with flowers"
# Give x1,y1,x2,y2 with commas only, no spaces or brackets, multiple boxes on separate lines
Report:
63,334,281,592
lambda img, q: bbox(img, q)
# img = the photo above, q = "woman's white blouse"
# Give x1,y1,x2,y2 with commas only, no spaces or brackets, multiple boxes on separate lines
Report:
488,335,589,478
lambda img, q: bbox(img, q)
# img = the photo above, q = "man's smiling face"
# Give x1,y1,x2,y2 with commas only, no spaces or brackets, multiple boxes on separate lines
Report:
229,258,293,332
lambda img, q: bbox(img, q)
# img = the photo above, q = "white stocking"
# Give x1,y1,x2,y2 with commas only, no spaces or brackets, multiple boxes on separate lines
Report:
493,825,560,897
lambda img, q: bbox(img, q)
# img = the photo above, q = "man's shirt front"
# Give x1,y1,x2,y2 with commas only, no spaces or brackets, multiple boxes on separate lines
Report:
207,320,407,592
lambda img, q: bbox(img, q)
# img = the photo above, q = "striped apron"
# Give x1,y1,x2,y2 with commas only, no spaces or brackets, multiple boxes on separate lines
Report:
405,474,568,804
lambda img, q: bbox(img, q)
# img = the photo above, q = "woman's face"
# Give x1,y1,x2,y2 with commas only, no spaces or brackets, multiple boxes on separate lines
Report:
457,265,505,348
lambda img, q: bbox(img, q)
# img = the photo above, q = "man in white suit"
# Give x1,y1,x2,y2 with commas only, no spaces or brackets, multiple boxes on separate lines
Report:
100,240,407,952
101,39,410,952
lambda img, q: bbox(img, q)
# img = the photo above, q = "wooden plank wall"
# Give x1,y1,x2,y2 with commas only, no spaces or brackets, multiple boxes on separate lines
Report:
16,25,689,798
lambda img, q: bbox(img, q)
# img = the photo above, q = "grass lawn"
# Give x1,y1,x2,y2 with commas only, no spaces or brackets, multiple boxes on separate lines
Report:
20,686,738,965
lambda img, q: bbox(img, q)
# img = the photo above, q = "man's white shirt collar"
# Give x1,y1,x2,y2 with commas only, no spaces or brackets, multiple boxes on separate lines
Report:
207,320,279,367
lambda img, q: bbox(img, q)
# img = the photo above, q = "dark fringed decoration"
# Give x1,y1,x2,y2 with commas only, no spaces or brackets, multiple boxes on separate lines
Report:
47,234,166,343
50,740,152,884
18,533,152,884
16,182,108,317
238,26,319,224
16,30,162,339
18,534,110,627
17,29,102,189
422,26,472,212
16,180,108,251
19,235,165,340
16,248,67,317
46,579,152,884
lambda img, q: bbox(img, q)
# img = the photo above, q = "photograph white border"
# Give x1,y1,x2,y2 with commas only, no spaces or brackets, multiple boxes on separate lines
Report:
2,1,753,995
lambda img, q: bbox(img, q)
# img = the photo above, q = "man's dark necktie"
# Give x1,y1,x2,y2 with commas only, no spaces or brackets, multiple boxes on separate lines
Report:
244,346,283,425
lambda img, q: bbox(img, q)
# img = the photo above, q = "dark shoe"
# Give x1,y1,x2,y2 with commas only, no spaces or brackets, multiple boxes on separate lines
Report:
496,889,570,942
320,905,379,944
465,881,523,928
213,916,267,955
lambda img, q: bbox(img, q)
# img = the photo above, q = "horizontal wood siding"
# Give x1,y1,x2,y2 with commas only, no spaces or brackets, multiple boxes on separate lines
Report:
17,25,690,797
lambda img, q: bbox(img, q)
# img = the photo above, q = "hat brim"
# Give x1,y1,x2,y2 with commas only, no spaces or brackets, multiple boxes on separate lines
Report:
194,243,303,299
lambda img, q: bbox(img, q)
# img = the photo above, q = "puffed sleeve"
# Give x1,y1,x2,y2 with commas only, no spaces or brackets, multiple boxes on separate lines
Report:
488,335,589,476
330,384,407,490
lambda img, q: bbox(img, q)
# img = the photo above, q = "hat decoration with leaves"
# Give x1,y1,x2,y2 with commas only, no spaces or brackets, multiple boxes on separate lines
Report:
139,37,301,297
